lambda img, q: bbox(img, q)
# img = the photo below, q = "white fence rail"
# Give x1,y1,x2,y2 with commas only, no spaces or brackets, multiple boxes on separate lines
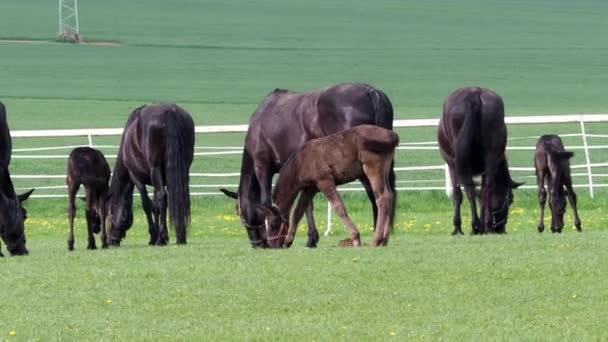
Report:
10,114,608,200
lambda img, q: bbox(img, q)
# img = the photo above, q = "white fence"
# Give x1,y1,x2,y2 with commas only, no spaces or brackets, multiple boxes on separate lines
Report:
10,114,608,200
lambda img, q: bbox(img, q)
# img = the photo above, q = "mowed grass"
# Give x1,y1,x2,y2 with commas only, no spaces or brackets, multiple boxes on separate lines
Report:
3,193,608,340
2,0,608,339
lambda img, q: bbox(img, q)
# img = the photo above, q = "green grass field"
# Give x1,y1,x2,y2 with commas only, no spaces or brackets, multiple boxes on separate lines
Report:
2,0,608,340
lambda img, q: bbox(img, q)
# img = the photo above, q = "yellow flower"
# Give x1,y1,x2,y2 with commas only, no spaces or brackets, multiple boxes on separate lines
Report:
9,331,17,336
105,299,113,304
389,331,396,336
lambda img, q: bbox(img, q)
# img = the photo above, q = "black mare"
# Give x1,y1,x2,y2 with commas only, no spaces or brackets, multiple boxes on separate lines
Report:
437,87,522,235
0,101,34,256
107,104,194,246
220,82,395,248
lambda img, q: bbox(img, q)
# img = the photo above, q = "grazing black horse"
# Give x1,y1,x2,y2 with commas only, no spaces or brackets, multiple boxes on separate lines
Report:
437,87,522,235
535,134,582,233
0,101,34,256
220,82,395,248
107,104,194,246
66,147,111,250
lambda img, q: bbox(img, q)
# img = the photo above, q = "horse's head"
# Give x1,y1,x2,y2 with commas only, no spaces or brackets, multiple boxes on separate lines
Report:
221,188,280,248
490,179,523,233
107,191,133,246
547,151,574,232
0,189,34,256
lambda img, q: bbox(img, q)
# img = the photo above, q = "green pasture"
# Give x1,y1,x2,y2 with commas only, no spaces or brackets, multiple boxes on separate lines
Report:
1,0,608,340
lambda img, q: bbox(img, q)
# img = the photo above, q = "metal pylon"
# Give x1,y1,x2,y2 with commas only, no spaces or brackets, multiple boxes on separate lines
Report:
58,0,80,42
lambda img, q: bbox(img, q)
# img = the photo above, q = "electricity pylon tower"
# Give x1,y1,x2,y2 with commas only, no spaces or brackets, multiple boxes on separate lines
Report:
58,0,81,42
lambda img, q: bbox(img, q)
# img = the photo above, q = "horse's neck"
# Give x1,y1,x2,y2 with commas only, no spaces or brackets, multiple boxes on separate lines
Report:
273,161,301,215
110,156,134,197
0,167,16,197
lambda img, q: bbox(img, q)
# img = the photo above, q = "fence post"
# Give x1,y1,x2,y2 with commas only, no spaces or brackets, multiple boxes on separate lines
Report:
444,163,452,197
87,134,93,147
580,118,594,198
324,201,332,236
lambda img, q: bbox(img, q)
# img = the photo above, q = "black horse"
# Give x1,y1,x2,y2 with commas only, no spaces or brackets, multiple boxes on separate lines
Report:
437,87,522,235
220,82,395,248
534,134,582,233
107,104,194,246
66,147,111,250
0,101,34,256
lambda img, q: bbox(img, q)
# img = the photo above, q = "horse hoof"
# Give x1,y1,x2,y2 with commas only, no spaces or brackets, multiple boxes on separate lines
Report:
87,245,97,250
537,225,545,233
101,243,108,249
305,242,317,248
451,229,463,236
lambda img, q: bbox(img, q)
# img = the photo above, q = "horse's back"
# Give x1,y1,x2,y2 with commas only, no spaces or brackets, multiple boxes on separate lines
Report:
123,103,195,166
246,82,393,168
68,147,111,185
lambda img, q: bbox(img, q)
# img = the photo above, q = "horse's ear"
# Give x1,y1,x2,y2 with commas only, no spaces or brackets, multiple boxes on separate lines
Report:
17,189,34,202
510,180,525,189
219,188,238,199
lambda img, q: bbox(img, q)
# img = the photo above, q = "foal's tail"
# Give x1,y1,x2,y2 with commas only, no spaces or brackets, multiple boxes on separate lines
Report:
165,107,194,244
455,92,482,184
362,131,399,154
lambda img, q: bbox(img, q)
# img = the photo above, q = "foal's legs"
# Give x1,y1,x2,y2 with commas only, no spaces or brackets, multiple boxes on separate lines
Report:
151,167,169,245
133,179,158,245
536,171,547,233
317,180,361,247
67,181,79,251
565,179,582,232
283,188,316,248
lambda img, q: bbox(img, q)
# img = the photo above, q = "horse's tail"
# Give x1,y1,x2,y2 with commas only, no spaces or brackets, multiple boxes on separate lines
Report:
367,87,397,232
165,107,194,244
455,92,483,184
368,87,394,130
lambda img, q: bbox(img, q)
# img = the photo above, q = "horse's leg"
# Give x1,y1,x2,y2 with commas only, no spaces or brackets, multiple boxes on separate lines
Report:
67,182,79,251
482,162,498,234
448,168,464,235
283,189,315,248
359,175,379,231
463,180,482,235
151,167,169,245
365,167,393,247
84,198,97,250
317,181,361,247
304,196,320,248
565,179,582,232
98,200,108,249
133,180,157,245
536,171,547,233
